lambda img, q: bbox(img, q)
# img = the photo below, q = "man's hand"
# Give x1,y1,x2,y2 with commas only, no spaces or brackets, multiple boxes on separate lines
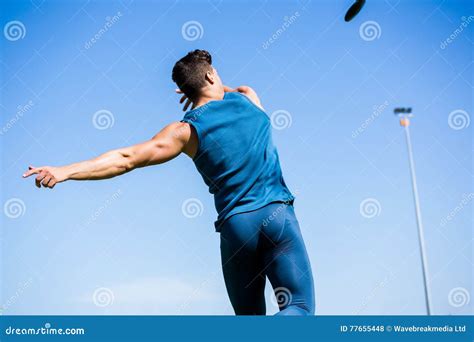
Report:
176,89,194,112
23,166,68,189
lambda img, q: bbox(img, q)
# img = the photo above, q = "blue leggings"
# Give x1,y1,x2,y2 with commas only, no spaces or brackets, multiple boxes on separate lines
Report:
220,202,315,315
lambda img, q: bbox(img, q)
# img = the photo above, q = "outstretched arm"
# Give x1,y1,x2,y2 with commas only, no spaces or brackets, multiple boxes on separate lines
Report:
23,122,193,188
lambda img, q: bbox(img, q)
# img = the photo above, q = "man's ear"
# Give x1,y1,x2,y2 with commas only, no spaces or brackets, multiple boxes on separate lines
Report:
205,70,215,85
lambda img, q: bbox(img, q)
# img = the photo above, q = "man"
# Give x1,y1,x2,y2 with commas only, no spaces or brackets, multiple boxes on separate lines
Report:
23,50,315,315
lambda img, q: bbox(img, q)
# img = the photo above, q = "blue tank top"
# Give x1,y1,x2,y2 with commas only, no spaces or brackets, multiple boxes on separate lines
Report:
181,92,294,231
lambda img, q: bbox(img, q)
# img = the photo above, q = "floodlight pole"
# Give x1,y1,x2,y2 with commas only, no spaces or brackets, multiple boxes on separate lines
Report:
395,108,432,316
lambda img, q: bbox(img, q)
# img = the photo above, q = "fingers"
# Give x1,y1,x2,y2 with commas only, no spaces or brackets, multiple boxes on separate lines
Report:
33,169,56,189
183,98,192,112
23,165,41,178
42,175,52,187
43,178,57,189
176,89,193,111
35,170,48,188
175,89,195,112
24,166,57,189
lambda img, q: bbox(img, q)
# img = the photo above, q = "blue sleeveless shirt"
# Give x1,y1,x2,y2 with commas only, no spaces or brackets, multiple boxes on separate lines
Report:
181,92,294,231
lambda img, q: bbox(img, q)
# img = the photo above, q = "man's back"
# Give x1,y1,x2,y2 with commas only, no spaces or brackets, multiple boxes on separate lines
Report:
182,91,294,230
24,48,315,316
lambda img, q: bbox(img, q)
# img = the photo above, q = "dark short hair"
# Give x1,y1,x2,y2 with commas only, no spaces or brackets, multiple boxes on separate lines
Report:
172,50,213,101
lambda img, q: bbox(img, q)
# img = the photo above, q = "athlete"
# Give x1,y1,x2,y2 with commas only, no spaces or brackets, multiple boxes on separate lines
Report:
23,50,315,315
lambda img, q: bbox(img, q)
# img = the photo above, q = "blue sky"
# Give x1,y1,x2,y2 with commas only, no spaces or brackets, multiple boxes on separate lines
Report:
1,0,472,315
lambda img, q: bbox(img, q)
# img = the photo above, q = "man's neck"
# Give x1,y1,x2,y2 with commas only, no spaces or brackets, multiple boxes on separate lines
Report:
193,87,225,109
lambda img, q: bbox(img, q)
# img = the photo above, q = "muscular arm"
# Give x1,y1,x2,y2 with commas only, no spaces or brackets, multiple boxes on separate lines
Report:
23,122,194,188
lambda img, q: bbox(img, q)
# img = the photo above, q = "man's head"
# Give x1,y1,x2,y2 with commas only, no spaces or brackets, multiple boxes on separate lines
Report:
172,50,223,102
